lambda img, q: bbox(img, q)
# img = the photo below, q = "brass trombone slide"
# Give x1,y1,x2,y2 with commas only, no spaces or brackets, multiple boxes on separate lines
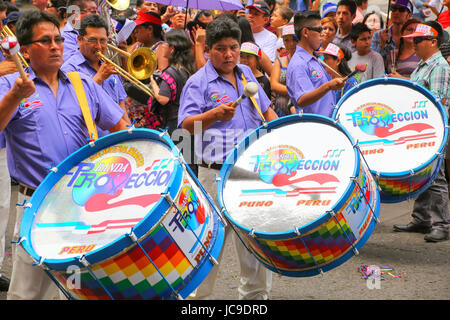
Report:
96,50,155,98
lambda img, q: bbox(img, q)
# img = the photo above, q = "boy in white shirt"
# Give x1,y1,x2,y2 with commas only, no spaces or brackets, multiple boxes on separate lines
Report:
246,1,278,62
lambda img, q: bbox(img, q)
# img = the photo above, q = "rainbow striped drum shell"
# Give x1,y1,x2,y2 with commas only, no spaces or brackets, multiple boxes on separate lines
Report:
19,129,225,300
217,115,380,277
333,78,448,203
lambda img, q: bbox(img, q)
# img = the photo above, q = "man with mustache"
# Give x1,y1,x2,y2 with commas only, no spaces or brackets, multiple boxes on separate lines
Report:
0,10,129,300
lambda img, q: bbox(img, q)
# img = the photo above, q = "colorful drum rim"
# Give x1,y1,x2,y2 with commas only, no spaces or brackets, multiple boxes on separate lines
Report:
333,77,449,202
217,115,380,276
19,128,225,298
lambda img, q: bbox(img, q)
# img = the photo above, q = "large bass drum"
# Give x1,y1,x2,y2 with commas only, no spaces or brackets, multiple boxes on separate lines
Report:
217,115,380,277
19,129,225,300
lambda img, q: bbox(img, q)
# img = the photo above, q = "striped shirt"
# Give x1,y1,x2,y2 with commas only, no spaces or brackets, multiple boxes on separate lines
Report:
410,51,450,115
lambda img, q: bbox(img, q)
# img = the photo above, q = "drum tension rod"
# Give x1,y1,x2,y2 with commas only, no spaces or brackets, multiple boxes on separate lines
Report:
32,255,74,300
294,227,324,275
128,231,184,300
350,176,380,224
79,255,115,301
162,192,219,267
328,210,359,256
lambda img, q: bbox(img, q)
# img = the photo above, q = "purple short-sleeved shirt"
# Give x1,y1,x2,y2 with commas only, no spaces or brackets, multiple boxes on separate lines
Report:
286,46,336,118
60,22,79,63
178,61,270,164
0,67,124,188
61,51,127,104
61,51,127,137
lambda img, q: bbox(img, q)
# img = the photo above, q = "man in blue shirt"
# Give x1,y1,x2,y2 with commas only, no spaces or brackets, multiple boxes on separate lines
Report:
178,17,277,300
61,14,129,137
0,10,128,300
286,10,345,118
61,0,99,62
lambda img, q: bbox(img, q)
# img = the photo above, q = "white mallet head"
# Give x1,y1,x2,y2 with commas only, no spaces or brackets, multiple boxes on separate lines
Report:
243,82,259,97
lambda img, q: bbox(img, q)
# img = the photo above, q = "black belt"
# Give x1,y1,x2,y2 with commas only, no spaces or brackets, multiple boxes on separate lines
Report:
19,184,35,197
198,162,223,171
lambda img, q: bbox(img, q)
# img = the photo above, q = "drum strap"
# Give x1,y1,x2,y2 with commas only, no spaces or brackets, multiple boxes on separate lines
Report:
67,71,99,142
240,73,266,123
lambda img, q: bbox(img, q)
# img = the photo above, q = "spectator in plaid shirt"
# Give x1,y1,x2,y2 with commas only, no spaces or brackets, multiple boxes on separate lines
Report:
393,21,450,242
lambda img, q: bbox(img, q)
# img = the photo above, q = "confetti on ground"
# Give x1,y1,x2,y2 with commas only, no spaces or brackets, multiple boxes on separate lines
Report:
358,265,406,280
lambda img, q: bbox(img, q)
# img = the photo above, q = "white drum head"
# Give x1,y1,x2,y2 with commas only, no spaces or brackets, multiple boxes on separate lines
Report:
30,139,175,259
336,81,445,174
222,121,357,233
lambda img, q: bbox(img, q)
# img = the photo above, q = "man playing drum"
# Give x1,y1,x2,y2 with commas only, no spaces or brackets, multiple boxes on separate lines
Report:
178,17,277,300
393,21,450,242
286,10,345,118
0,10,129,299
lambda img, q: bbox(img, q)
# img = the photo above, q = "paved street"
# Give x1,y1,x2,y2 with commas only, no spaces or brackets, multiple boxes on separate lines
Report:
1,184,449,300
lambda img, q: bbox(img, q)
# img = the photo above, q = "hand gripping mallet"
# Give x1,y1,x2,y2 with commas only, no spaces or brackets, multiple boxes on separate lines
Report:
230,82,259,108
1,35,28,80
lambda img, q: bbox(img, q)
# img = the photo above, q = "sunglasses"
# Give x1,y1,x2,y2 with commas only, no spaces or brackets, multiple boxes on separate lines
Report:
306,26,324,33
413,36,436,44
27,36,65,46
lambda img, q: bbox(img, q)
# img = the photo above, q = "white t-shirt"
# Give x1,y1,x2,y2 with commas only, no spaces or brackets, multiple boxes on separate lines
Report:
348,50,385,83
253,28,278,62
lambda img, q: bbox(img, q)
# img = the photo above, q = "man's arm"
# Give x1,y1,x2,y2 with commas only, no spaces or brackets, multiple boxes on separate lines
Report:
109,117,130,133
296,78,345,108
263,107,278,122
181,102,235,135
0,75,35,131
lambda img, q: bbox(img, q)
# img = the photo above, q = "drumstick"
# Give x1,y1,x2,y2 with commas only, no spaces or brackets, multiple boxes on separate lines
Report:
318,58,344,78
342,63,367,81
1,36,27,80
231,82,259,108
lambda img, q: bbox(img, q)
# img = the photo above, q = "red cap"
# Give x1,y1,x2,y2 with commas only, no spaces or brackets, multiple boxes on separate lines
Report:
134,11,162,26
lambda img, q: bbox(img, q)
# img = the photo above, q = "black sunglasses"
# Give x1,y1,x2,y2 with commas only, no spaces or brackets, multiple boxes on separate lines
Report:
306,26,324,33
413,36,436,44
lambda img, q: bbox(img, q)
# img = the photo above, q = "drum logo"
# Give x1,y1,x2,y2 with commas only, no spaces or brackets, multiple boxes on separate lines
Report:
242,145,341,197
168,182,207,234
65,152,173,214
344,102,435,146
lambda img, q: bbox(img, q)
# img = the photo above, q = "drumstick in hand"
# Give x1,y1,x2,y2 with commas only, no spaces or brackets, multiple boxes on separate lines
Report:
231,82,259,108
1,36,27,80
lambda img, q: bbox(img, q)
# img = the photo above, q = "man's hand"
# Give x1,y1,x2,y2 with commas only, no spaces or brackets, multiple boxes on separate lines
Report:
327,78,345,91
379,29,390,49
11,73,35,100
214,101,236,122
0,58,19,76
93,62,117,85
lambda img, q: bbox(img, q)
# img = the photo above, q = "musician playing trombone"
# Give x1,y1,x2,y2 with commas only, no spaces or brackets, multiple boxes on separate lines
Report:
60,0,98,62
61,14,130,135
0,10,129,300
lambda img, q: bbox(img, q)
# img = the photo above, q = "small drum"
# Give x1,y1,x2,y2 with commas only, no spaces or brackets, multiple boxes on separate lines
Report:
19,129,225,300
334,78,448,203
217,115,380,277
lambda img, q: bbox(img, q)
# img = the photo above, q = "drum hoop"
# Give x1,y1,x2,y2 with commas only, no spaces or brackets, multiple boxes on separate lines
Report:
217,114,362,238
333,77,449,178
20,129,184,270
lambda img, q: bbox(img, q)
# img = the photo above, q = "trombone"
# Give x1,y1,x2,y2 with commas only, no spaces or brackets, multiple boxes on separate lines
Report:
1,25,29,68
96,50,155,98
106,43,156,80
